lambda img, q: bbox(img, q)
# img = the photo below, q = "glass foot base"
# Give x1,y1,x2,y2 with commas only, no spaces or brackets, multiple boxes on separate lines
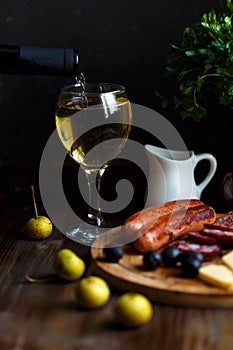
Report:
64,222,104,246
63,220,138,248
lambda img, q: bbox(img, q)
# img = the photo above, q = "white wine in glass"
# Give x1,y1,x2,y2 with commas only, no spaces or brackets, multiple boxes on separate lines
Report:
55,82,132,244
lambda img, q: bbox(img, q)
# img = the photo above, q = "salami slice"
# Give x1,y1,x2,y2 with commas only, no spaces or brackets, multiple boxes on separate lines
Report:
175,240,221,260
184,231,218,244
214,211,233,227
204,223,233,232
201,211,233,245
202,228,233,243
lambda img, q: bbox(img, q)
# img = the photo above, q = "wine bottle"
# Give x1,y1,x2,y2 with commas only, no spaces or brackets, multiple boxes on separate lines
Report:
0,45,79,77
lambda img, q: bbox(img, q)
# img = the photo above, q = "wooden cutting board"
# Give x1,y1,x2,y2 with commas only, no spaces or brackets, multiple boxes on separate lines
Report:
90,226,233,308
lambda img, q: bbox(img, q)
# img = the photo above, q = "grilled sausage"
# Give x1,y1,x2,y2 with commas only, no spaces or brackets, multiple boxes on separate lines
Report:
124,199,204,233
133,204,216,252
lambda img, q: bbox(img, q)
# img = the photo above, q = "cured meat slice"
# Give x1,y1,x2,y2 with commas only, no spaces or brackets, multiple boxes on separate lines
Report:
184,231,218,244
175,240,221,260
204,223,233,233
202,228,233,243
214,211,233,227
201,212,233,246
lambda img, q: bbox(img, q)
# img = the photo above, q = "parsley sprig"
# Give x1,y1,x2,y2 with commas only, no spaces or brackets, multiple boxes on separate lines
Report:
157,0,233,122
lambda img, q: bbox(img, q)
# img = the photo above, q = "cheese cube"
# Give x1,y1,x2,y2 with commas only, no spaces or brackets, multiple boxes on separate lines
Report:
222,250,233,271
198,264,233,289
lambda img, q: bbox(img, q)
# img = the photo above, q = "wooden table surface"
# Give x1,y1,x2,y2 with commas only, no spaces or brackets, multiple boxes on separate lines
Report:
1,162,233,350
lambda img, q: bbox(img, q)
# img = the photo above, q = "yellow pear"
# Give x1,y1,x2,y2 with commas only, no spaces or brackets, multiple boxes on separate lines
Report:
23,185,53,240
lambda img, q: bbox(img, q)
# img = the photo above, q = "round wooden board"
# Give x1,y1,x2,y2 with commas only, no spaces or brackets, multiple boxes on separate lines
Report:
90,226,233,308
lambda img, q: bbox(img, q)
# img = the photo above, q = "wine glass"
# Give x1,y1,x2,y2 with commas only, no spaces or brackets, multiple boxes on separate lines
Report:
55,82,132,245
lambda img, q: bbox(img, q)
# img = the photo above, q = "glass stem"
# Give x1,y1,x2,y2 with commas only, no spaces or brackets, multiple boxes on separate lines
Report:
85,169,104,226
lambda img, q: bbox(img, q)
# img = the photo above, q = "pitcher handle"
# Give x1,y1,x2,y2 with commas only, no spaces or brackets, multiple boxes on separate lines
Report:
194,153,217,195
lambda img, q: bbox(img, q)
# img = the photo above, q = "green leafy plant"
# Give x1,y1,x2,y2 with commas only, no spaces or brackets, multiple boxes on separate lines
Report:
157,0,233,122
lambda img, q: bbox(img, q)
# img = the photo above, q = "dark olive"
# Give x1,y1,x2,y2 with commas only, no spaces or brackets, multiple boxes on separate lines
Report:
180,255,201,278
161,246,181,267
179,251,204,264
143,250,162,270
103,246,124,263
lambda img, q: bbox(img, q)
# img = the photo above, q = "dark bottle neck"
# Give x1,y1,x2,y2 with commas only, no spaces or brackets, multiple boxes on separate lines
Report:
0,45,79,77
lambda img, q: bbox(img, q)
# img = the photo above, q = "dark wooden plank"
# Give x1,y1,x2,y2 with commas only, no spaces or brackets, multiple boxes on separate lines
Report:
1,165,233,349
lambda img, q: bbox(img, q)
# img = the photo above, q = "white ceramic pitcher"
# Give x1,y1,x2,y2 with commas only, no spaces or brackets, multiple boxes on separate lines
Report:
145,144,217,207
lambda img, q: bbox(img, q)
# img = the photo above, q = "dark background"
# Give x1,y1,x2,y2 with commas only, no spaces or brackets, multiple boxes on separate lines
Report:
0,0,220,163
2,0,229,214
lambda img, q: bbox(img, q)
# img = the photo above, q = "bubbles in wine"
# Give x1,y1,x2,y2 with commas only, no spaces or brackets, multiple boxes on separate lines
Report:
75,72,86,92
74,72,88,108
